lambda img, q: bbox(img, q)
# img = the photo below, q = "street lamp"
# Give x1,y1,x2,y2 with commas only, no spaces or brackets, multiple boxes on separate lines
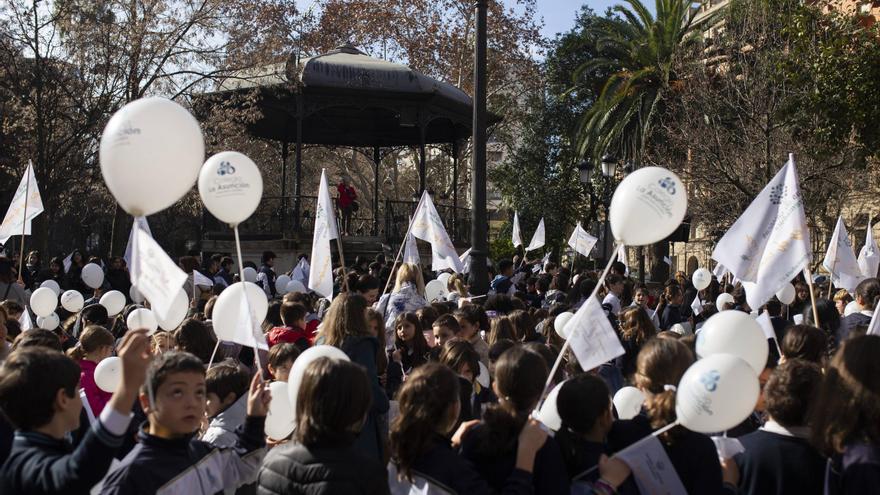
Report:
577,159,593,185
600,154,618,264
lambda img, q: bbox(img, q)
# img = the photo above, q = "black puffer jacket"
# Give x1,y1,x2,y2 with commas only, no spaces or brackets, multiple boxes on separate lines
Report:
256,439,389,495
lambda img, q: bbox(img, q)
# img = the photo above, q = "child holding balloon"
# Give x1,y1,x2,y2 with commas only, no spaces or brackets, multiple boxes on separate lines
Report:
68,325,115,417
386,312,429,399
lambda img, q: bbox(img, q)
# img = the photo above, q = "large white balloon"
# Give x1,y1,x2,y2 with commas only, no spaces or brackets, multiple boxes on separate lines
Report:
127,308,158,335
265,381,295,440
30,287,58,318
198,151,263,226
715,293,735,310
82,263,104,289
692,268,712,291
425,279,447,302
287,345,350,414
613,386,646,420
535,380,565,431
676,353,760,433
95,357,122,393
776,283,795,305
156,289,189,331
243,267,258,283
100,97,205,217
437,272,452,286
36,313,60,330
130,285,145,304
554,312,574,339
212,282,268,342
100,290,127,316
60,290,84,313
286,280,306,295
609,167,688,246
275,275,291,295
40,280,61,296
696,310,769,374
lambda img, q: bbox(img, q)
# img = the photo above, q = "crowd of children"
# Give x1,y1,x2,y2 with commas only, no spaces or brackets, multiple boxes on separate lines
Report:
0,248,878,494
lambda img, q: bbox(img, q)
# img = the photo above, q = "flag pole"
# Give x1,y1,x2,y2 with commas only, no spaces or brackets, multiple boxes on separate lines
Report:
233,224,264,380
380,193,426,297
803,265,821,327
17,163,31,283
335,236,349,292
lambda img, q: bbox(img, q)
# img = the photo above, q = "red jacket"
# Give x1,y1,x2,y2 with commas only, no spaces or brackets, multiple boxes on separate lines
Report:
267,326,310,351
337,183,357,208
79,359,112,417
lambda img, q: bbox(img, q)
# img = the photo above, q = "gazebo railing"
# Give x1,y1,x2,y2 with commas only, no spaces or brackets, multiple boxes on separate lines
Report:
202,195,470,245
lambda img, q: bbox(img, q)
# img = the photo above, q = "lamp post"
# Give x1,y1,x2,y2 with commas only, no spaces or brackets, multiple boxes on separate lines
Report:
469,0,489,295
600,154,618,265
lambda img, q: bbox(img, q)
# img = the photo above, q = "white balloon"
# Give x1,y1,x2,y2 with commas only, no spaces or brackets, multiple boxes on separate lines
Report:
437,272,452,285
844,300,860,317
696,310,769,374
425,279,447,302
613,386,646,420
776,283,795,305
692,268,712,291
36,313,60,330
554,312,574,339
275,275,291,295
60,290,85,313
609,167,688,246
212,282,269,342
127,308,158,335
715,293,735,310
198,151,264,226
286,280,306,295
130,285,145,304
476,361,490,390
535,380,565,431
30,287,58,318
82,263,104,289
40,280,61,296
676,353,760,433
95,356,122,393
100,97,205,217
243,267,258,283
265,381,296,440
287,345,350,414
155,289,189,331
99,290,127,316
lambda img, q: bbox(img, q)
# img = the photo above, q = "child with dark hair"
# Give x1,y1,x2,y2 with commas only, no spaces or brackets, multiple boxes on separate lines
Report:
781,325,827,365
431,314,461,349
389,362,552,494
267,343,300,382
491,260,515,295
257,357,388,494
811,335,880,494
203,363,251,448
454,304,489,366
488,316,516,346
11,328,62,352
415,306,439,346
440,338,483,425
734,359,825,495
100,351,269,494
488,339,517,375
838,278,880,344
0,330,151,494
555,374,614,480
460,346,570,494
267,302,310,351
174,319,217,364
386,313,429,399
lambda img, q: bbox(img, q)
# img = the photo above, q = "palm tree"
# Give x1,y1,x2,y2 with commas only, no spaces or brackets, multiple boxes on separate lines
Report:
574,0,706,166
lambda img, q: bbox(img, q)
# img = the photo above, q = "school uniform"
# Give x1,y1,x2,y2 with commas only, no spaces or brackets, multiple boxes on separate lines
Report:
826,442,880,495
734,421,825,495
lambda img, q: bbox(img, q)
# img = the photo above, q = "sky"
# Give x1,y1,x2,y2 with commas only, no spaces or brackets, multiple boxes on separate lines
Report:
533,0,617,39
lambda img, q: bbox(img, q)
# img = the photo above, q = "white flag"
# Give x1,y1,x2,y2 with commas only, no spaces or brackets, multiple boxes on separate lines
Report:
564,297,625,372
615,434,687,495
292,258,310,284
130,222,188,322
19,308,33,331
617,244,630,276
525,218,545,252
712,263,728,280
194,270,214,287
858,217,879,279
459,247,472,273
63,252,73,272
690,294,702,316
567,222,598,258
123,216,152,269
512,211,523,248
712,156,811,310
403,231,420,266
308,169,339,299
0,162,44,245
410,191,464,273
822,216,863,293
867,302,880,336
234,284,269,351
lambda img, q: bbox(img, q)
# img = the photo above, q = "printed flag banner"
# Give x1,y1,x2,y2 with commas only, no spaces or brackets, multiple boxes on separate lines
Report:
410,191,463,273
822,216,863,293
526,218,545,252
0,162,44,245
308,169,340,299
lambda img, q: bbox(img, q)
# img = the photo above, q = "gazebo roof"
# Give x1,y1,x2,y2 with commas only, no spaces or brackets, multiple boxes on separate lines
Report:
197,44,499,147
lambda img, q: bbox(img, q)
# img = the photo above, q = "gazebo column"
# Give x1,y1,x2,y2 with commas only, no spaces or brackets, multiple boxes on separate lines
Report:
452,140,459,241
280,141,289,234
418,125,427,193
372,146,380,236
294,95,304,231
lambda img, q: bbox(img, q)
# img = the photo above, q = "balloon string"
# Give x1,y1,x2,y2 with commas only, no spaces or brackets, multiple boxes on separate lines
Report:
533,242,621,414
571,419,678,482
